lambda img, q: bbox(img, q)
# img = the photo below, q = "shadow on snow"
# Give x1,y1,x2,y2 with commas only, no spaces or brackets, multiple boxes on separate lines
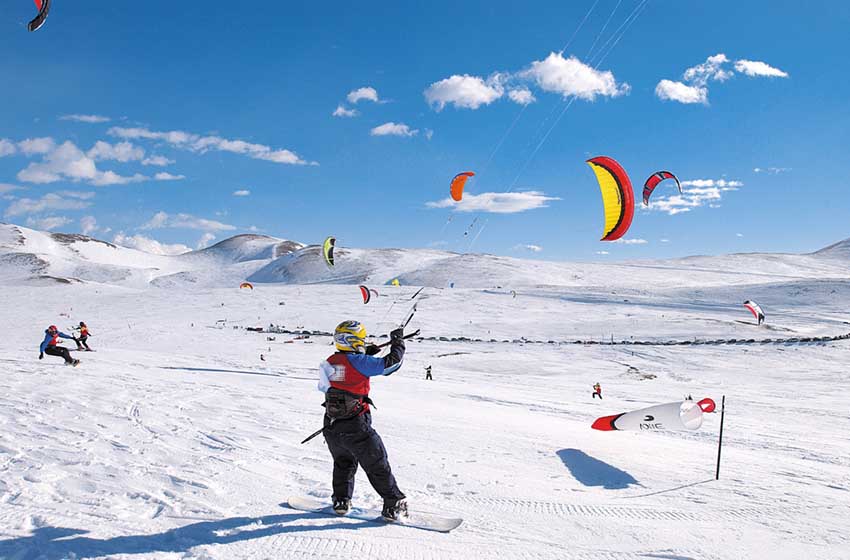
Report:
0,510,372,560
556,448,640,490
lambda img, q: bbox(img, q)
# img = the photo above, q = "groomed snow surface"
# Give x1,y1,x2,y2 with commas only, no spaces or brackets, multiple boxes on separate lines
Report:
2,228,850,559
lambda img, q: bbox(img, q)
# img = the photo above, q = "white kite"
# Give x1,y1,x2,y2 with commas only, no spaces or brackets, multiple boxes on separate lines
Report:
592,398,716,432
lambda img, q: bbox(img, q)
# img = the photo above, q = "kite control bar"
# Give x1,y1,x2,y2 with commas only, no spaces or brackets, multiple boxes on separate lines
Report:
374,329,421,349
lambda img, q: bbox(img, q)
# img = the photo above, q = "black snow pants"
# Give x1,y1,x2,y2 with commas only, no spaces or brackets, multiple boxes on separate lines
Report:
324,411,404,503
44,345,73,363
77,336,90,350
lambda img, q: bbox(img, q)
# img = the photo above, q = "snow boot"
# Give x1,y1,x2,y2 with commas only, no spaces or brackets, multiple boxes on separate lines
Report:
381,498,408,522
332,497,351,516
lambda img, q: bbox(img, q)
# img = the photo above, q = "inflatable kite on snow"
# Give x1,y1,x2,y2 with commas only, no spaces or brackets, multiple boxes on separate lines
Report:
743,300,765,325
592,398,716,432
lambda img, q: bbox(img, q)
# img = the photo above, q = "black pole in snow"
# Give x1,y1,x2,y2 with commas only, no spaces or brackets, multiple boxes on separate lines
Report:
715,395,726,480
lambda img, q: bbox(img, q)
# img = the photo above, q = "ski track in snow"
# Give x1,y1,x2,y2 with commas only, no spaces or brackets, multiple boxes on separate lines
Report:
1,280,850,559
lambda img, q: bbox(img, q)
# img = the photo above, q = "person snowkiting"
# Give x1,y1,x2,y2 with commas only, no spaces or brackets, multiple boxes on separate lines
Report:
317,320,408,521
39,325,79,366
592,382,602,399
75,321,92,351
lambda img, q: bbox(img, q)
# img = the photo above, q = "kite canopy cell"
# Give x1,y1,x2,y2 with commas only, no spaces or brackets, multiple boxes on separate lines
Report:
642,171,682,206
450,172,475,202
586,156,634,241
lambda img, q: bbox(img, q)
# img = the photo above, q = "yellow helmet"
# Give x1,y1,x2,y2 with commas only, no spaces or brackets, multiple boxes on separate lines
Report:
334,320,367,352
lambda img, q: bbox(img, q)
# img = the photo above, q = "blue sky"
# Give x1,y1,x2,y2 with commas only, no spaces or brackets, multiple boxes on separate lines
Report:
1,1,848,260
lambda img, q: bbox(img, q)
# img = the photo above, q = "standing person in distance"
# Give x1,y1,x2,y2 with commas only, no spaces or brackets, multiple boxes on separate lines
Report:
318,320,408,521
75,321,92,351
425,365,432,380
39,325,79,366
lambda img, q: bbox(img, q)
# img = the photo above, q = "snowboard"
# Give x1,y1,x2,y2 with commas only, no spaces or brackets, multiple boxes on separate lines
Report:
285,496,463,533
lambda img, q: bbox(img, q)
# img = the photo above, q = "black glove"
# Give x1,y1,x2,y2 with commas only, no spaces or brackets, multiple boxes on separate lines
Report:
390,328,404,342
39,352,44,360
364,344,381,356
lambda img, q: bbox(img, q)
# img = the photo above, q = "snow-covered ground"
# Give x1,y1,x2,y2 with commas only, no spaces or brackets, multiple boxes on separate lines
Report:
2,228,850,559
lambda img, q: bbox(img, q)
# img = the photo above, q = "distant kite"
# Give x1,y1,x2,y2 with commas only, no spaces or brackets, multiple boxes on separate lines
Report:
450,172,475,202
28,0,50,32
743,300,765,325
642,171,682,206
586,156,634,241
322,236,335,267
239,282,254,290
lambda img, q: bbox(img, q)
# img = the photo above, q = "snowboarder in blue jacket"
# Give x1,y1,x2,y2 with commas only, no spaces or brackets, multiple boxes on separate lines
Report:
39,325,79,366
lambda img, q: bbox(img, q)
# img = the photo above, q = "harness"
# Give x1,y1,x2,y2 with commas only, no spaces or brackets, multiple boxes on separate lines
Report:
323,387,375,421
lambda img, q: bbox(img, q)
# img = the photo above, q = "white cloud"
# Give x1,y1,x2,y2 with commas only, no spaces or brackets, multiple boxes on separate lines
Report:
60,114,111,124
595,250,609,255
0,139,16,157
108,127,315,165
80,215,98,235
508,87,536,105
753,167,791,174
87,140,145,162
424,74,504,111
424,129,434,141
734,59,788,78
141,211,236,232
655,80,707,104
233,190,251,196
26,216,71,231
736,233,744,238
370,122,419,137
141,155,174,166
16,140,147,186
427,191,559,214
346,87,380,104
521,52,630,100
0,183,23,193
683,54,733,86
515,244,543,252
611,238,648,245
4,192,93,217
648,178,743,215
332,105,358,118
196,232,217,249
58,190,96,200
113,233,191,256
18,137,56,156
154,172,185,181
660,238,670,243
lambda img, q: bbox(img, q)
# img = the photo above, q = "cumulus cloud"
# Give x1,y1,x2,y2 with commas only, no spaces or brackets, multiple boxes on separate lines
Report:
0,139,16,157
754,166,791,174
346,87,380,104
424,129,434,140
16,140,148,186
427,191,559,214
734,59,788,78
18,137,56,156
521,52,630,100
108,126,315,165
141,211,236,232
87,140,145,162
26,216,72,231
332,105,358,118
0,183,23,194
657,53,788,105
515,244,543,252
424,74,504,111
648,178,743,215
233,190,251,196
736,232,744,238
370,122,419,137
113,233,191,256
196,232,217,249
655,80,707,104
154,172,185,181
611,238,648,245
141,155,174,166
80,215,98,235
4,192,93,217
595,250,609,255
508,88,536,105
60,114,111,123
